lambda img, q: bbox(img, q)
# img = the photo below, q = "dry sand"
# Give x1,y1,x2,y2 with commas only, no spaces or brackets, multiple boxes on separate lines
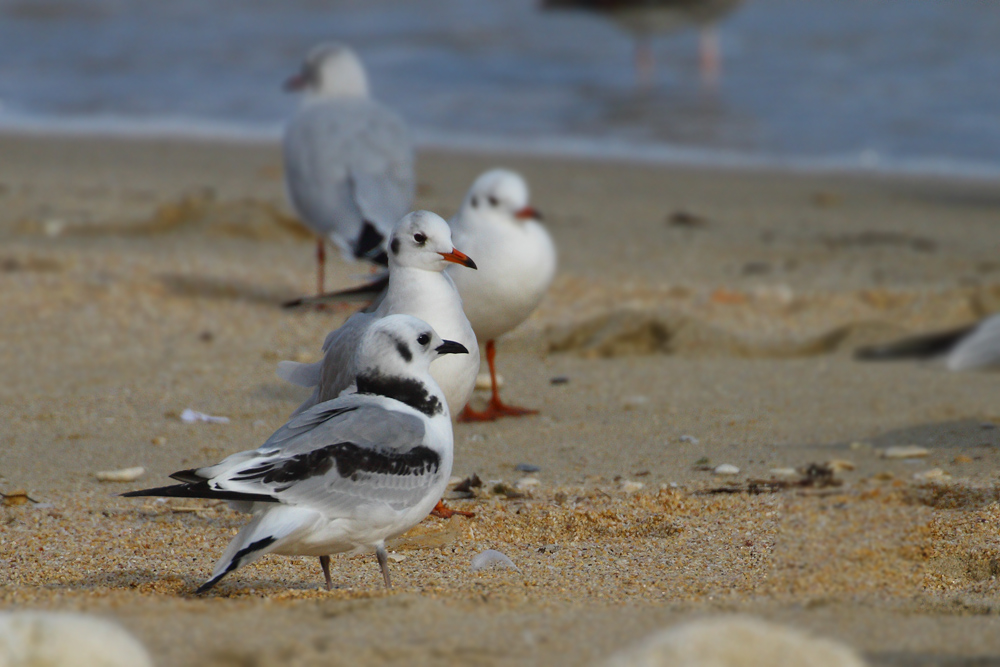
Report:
1,132,1000,665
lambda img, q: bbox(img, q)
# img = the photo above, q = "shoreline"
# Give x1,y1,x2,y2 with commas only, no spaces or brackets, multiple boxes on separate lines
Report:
3,119,1000,183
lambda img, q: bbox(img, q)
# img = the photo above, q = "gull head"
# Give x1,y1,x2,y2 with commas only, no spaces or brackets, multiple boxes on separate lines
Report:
388,210,477,272
284,42,369,99
355,315,468,380
461,169,542,226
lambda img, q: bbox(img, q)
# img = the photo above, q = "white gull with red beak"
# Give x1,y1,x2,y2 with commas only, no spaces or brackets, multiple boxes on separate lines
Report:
279,211,480,419
446,169,557,421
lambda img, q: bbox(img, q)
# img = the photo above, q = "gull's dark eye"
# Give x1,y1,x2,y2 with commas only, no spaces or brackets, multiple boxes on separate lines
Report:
417,333,431,346
488,196,499,207
413,233,427,245
470,196,478,208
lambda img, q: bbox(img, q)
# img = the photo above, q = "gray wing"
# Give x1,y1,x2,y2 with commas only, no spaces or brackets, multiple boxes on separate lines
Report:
198,396,441,514
947,314,1000,371
283,98,414,257
277,309,376,416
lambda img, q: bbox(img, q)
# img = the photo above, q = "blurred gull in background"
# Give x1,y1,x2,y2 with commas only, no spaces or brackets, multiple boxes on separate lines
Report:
854,313,1000,372
447,169,557,421
541,0,744,87
283,43,415,294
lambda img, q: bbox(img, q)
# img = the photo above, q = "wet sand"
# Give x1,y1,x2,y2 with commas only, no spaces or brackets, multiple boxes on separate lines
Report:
2,132,1000,665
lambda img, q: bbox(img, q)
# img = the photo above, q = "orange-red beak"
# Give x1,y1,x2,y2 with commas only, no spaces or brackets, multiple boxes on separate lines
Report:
439,248,477,269
514,206,542,221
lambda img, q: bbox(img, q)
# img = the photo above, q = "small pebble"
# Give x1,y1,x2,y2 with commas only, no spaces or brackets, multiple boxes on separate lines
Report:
622,395,649,409
470,549,520,573
849,441,871,451
981,422,997,430
94,467,146,483
872,471,895,481
150,436,167,446
550,376,570,385
621,480,645,493
881,445,929,459
514,477,541,489
914,468,951,482
953,455,973,464
43,219,65,238
515,463,541,473
538,544,561,554
678,435,699,444
826,459,856,472
386,553,406,563
713,464,740,476
769,468,798,478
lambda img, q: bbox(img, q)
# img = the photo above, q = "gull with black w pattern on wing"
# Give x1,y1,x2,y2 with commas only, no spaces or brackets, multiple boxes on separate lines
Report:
123,315,467,594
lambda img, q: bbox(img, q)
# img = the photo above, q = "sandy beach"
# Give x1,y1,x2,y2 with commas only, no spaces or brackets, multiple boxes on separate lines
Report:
2,131,1000,666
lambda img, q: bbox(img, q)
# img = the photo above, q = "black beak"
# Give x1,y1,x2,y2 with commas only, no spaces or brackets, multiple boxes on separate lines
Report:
435,340,468,356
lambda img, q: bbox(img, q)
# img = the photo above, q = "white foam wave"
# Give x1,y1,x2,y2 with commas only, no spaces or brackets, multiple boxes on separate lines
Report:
2,112,999,182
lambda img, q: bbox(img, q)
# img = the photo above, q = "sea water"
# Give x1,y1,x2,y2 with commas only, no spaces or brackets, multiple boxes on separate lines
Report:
1,0,998,178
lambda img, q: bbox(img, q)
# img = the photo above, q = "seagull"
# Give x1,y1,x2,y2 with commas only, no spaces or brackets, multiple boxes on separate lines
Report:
447,169,557,421
283,42,414,294
854,313,1000,371
288,172,557,422
541,0,743,88
279,211,480,421
124,315,467,593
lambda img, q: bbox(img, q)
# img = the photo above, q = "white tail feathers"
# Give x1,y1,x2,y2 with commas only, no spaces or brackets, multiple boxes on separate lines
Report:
276,360,322,387
947,314,1000,371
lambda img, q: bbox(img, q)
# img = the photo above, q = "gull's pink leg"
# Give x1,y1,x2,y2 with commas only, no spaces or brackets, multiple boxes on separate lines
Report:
699,26,721,90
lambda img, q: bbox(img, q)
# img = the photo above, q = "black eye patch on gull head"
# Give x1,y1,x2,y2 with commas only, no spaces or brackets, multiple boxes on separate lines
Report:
390,237,400,255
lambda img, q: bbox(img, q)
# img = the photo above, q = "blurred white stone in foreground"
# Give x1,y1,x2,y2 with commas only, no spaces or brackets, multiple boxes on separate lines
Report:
605,616,865,667
0,612,153,667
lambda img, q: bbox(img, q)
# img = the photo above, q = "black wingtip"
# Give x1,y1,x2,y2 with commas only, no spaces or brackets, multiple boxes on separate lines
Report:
194,577,221,595
283,275,389,310
170,468,204,484
120,485,183,498
120,481,280,504
853,325,974,362
354,221,387,266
